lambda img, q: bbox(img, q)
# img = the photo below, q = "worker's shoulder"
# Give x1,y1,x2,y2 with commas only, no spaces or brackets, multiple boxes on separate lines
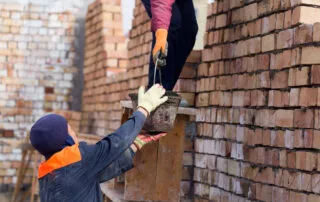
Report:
77,141,101,159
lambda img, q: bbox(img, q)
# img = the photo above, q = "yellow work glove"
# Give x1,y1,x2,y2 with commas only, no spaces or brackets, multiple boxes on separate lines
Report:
138,84,168,115
152,29,168,67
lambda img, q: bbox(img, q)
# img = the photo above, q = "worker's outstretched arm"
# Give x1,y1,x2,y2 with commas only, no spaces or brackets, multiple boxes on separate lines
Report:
79,84,168,178
98,132,166,183
98,148,134,183
151,0,175,65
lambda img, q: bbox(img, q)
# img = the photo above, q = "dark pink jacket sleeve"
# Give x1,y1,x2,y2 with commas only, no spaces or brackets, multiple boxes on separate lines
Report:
151,0,175,31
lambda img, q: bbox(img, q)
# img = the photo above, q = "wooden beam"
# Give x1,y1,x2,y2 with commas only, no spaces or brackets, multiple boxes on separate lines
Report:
124,143,159,201
155,115,188,201
124,114,188,201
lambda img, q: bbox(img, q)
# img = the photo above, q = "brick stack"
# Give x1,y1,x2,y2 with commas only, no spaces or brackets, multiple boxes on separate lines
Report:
81,0,127,136
0,3,78,187
195,0,320,201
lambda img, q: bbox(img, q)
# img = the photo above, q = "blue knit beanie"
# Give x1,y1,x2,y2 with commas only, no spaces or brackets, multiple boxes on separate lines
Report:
30,114,74,159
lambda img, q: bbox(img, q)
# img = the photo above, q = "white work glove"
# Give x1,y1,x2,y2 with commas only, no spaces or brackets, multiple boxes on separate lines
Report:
138,84,168,115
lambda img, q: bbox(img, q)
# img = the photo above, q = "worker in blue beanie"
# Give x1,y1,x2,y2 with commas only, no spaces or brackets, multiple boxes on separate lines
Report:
30,84,168,202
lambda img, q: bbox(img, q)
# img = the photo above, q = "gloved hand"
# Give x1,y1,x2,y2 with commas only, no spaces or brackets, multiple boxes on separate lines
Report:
133,133,167,151
138,84,168,115
153,29,168,67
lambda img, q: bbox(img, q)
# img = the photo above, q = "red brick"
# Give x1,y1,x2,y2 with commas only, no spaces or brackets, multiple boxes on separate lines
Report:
251,90,267,107
258,0,274,16
209,92,219,106
284,10,292,28
311,65,320,84
197,93,209,107
245,3,258,21
251,129,263,146
318,154,320,171
313,130,320,149
257,71,270,88
290,191,308,202
300,173,312,192
314,22,320,42
299,88,317,107
262,130,271,146
248,37,261,55
303,129,314,148
255,19,262,36
271,70,289,89
219,92,232,107
202,49,212,62
262,15,276,34
257,54,270,71
290,88,300,106
261,34,275,52
291,48,301,66
274,50,291,69
308,194,320,202
287,151,296,169
232,91,246,107
275,110,294,128
294,109,314,128
274,168,284,186
301,46,320,64
318,88,320,106
312,174,320,193
284,130,294,149
197,63,208,77
276,12,284,30
288,67,309,86
255,110,276,128
277,29,293,49
292,6,320,26
283,170,300,190
293,130,304,148
274,130,286,147
216,13,227,28
209,78,216,91
265,149,279,167
315,111,320,129
209,62,220,76
297,151,317,171
294,24,313,45
268,90,289,107
280,0,290,8
257,167,274,184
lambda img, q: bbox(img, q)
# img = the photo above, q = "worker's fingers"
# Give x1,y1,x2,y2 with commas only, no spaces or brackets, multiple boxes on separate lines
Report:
159,96,168,105
152,133,167,141
138,86,145,96
163,42,168,57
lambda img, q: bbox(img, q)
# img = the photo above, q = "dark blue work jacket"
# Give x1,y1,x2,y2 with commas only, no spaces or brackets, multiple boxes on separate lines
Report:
37,111,146,202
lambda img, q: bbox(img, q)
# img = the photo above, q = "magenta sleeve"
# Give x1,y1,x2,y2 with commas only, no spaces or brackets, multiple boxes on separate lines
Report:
151,0,175,31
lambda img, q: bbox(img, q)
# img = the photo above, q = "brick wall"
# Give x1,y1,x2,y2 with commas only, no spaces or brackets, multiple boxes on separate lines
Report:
0,3,79,187
81,0,199,200
81,0,127,136
194,0,320,201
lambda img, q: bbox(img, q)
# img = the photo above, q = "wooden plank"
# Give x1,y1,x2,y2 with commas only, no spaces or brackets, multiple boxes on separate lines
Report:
155,115,188,202
124,143,159,201
120,100,197,116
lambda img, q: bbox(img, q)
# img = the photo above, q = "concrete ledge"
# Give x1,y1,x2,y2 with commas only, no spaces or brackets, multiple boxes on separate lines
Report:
120,100,197,116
